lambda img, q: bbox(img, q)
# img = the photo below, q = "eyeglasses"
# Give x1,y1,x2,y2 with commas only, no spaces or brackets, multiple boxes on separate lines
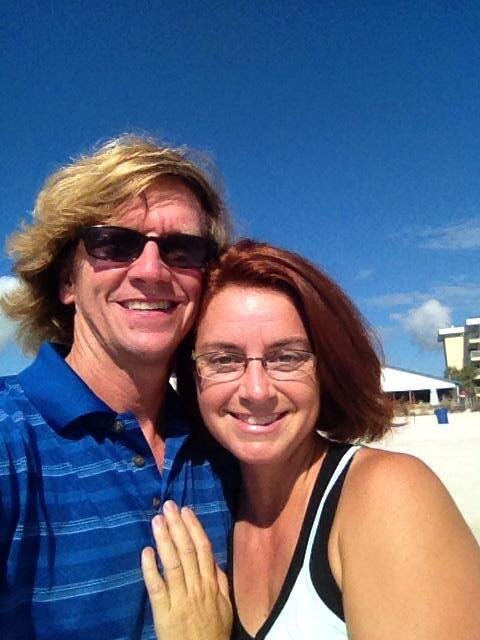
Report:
78,225,218,269
192,349,316,382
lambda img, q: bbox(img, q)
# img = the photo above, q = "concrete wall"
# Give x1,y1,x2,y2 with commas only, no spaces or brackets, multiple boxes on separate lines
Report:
443,334,465,370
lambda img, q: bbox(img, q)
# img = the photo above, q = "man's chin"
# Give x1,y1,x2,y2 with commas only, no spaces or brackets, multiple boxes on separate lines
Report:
118,344,177,366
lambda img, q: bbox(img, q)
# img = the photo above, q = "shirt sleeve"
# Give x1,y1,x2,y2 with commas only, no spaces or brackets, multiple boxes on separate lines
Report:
0,417,22,576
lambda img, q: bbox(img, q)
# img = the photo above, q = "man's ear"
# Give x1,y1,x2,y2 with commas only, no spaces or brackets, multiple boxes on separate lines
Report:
59,261,76,305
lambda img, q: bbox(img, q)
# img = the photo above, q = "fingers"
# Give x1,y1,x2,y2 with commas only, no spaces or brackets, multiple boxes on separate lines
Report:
144,504,233,640
154,502,202,595
150,513,187,598
151,501,224,599
216,564,230,601
163,501,203,586
141,546,169,613
179,505,217,582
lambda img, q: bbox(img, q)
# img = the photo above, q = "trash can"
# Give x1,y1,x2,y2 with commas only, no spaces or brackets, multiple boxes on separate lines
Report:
434,408,449,424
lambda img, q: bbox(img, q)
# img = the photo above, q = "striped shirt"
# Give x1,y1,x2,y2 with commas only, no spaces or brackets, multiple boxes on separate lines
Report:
0,343,236,640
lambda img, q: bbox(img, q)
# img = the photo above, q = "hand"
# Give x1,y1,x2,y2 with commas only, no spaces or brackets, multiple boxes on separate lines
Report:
141,500,233,640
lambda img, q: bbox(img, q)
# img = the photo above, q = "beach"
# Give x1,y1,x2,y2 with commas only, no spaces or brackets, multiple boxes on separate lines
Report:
375,411,480,542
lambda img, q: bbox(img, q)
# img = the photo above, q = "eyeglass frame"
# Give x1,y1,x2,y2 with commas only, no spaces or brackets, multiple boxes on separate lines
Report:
191,349,317,382
76,225,218,269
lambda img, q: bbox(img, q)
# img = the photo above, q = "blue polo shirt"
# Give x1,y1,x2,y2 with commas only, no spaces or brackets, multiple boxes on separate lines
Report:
0,343,236,640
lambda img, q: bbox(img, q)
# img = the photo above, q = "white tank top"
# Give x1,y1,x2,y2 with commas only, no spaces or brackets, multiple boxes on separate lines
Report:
232,444,359,640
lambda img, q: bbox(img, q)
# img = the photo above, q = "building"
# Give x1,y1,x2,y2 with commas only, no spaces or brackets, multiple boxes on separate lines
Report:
438,316,480,380
382,366,457,405
438,316,480,397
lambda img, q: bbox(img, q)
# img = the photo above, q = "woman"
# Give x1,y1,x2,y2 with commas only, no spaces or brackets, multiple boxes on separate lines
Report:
142,240,480,640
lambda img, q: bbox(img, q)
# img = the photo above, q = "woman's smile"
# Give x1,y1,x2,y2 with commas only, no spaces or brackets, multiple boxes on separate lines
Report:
195,285,320,465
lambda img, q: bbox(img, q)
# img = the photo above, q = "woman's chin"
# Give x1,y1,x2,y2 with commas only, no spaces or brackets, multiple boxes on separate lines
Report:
224,439,286,467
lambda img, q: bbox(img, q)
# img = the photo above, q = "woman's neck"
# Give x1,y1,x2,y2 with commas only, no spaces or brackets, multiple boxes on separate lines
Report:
238,435,328,526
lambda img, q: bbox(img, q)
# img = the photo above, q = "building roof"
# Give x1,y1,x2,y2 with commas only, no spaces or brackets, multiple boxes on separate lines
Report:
382,366,457,393
438,326,464,337
466,317,480,326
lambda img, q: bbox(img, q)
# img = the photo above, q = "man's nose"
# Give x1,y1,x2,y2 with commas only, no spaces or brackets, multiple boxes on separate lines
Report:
238,360,276,404
127,239,172,281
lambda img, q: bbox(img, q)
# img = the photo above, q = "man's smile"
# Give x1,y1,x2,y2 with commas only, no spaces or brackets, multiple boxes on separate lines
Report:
119,299,177,311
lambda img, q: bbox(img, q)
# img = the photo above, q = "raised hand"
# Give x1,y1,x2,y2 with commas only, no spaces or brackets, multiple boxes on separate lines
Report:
141,500,233,640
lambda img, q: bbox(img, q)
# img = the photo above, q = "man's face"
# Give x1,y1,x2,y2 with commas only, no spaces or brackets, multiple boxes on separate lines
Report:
61,178,205,370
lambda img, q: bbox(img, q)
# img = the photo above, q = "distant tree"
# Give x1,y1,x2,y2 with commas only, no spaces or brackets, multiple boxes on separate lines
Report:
446,365,479,395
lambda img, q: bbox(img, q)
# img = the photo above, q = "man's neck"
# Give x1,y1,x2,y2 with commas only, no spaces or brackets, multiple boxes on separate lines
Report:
66,341,171,468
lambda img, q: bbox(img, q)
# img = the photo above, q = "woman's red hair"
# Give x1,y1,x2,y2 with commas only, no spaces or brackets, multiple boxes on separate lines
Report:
191,239,391,443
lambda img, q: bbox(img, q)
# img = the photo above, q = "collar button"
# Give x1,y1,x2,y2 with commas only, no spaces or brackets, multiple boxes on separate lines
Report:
132,454,145,468
113,419,125,433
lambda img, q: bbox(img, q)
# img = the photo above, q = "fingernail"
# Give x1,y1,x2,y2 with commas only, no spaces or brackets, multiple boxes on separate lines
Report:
152,515,165,528
142,546,155,560
163,500,177,513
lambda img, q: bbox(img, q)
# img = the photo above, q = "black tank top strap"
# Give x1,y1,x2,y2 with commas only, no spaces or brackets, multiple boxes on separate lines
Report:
230,441,357,639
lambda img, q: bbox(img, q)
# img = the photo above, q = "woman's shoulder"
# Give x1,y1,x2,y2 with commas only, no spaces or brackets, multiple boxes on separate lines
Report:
351,443,433,477
347,445,440,499
338,445,465,538
330,446,480,639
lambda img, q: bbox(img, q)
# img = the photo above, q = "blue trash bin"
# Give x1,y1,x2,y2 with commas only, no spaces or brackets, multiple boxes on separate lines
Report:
434,408,449,424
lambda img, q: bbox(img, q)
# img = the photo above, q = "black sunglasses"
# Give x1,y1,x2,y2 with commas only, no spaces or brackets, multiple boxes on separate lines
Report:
78,225,218,269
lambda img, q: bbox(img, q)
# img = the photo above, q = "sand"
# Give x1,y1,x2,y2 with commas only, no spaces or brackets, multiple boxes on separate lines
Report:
374,410,480,542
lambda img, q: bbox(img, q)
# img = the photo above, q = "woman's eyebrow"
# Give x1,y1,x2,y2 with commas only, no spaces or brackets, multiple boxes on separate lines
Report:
196,341,242,352
196,337,310,352
267,337,311,349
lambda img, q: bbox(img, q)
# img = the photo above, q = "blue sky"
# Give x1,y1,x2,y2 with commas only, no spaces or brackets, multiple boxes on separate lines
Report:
1,0,479,376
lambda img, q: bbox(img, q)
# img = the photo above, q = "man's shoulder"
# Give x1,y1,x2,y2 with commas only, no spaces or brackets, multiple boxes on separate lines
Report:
0,373,42,438
0,372,28,408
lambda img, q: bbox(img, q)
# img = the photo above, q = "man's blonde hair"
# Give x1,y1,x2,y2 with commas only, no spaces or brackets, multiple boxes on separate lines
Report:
1,134,231,352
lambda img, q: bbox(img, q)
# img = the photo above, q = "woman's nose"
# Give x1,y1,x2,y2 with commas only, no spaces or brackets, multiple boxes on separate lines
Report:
238,359,276,403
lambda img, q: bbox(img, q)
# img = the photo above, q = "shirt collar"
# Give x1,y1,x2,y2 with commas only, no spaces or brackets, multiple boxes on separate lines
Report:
164,384,192,438
17,342,113,431
17,343,193,444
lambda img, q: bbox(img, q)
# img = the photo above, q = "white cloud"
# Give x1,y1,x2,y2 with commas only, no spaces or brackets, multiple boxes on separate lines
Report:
417,218,480,250
0,276,19,296
0,315,16,349
364,281,480,310
432,283,480,306
0,276,20,350
364,280,479,358
355,268,374,281
398,299,452,351
364,290,427,308
391,217,480,250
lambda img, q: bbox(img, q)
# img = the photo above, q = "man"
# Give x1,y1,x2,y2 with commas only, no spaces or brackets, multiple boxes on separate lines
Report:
0,135,235,639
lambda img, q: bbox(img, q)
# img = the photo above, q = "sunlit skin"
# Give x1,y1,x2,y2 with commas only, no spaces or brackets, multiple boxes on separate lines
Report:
143,286,480,640
195,286,321,469
59,178,206,464
62,178,205,378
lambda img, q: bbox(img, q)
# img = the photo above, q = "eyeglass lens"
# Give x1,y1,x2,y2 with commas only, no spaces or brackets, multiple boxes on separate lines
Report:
80,226,216,268
194,350,315,380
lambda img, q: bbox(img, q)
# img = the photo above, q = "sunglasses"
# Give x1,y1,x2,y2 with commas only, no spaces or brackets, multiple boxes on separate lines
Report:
78,225,218,269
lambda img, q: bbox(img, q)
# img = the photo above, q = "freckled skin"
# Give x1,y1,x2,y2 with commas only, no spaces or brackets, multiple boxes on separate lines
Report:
195,286,321,466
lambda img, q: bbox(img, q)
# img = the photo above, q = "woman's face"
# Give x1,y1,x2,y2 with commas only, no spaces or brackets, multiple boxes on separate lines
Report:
194,285,320,467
